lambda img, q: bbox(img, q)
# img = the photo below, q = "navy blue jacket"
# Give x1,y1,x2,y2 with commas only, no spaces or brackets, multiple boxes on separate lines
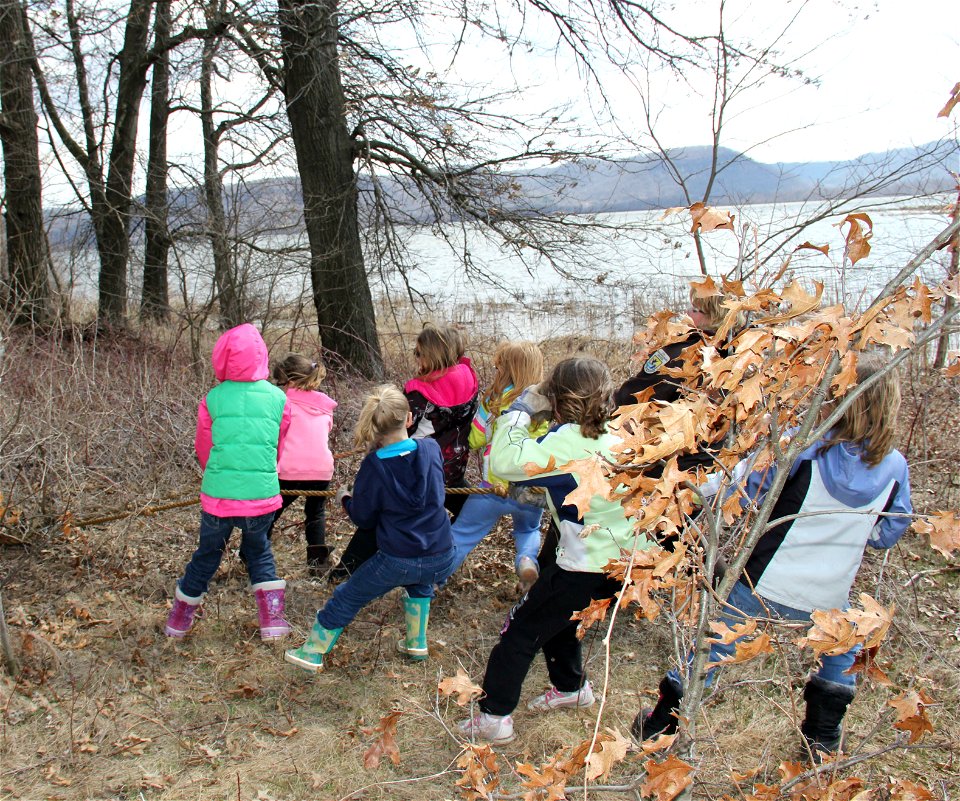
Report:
344,438,452,558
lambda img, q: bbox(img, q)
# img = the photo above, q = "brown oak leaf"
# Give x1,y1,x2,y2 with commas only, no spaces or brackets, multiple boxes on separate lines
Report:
561,457,612,518
361,710,402,768
642,754,694,801
517,758,570,801
584,729,631,781
845,593,894,649
839,213,873,265
913,510,959,557
708,618,757,645
572,597,612,639
439,669,483,705
937,81,960,118
794,241,830,255
844,644,894,686
706,631,773,668
456,744,501,800
888,689,935,743
690,276,722,298
689,202,735,233
887,779,935,801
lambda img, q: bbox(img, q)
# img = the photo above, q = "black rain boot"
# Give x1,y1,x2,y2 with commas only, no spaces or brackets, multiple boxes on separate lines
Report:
328,527,378,583
799,676,855,761
306,544,332,578
631,675,684,741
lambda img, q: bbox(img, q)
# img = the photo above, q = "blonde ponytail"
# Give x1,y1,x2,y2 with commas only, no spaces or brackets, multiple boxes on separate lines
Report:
354,385,410,448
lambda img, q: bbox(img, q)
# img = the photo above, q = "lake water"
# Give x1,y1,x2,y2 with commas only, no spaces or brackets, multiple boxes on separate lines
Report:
55,195,956,341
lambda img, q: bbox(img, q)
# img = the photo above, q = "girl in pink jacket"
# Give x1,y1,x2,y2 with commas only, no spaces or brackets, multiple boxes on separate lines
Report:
268,353,338,576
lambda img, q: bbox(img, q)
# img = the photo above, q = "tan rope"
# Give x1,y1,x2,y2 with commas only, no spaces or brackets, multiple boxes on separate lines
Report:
71,484,513,529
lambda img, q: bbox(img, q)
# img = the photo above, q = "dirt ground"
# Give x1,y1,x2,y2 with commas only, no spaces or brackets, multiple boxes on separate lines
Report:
0,329,957,801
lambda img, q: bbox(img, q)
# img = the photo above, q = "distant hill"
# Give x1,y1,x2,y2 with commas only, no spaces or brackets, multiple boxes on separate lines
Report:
45,141,958,247
513,141,958,214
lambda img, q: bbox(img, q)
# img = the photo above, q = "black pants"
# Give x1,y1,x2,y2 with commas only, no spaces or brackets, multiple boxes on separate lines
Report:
479,561,619,716
269,479,330,547
334,478,469,576
443,477,469,523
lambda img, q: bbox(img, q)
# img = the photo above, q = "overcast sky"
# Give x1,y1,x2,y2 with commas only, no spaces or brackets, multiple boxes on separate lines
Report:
39,0,959,207
402,0,960,165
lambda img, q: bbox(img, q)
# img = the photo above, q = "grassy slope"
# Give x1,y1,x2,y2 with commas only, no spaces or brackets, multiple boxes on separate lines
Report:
0,327,957,800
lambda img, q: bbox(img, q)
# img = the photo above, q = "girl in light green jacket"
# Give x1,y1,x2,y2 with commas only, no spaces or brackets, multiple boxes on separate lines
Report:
459,356,650,744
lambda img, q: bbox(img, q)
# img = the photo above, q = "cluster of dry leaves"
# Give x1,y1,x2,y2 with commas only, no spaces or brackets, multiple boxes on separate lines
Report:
429,204,960,799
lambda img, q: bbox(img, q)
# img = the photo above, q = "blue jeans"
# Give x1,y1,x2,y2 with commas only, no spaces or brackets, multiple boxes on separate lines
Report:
669,580,858,688
449,493,543,575
179,511,278,597
317,548,456,630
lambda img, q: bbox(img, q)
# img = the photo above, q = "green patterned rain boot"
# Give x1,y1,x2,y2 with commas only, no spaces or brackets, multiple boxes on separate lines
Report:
397,595,430,660
284,619,343,672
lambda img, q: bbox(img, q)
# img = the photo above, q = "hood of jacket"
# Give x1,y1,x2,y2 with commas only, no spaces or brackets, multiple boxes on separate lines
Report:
285,387,337,415
374,439,440,513
814,436,906,507
212,324,270,382
404,359,479,407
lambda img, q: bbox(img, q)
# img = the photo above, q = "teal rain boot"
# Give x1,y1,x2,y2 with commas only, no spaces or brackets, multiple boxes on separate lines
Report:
284,619,343,672
397,595,430,660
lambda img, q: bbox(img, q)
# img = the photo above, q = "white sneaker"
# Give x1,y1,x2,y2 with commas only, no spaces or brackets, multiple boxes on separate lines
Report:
527,681,596,712
458,712,515,744
516,556,539,592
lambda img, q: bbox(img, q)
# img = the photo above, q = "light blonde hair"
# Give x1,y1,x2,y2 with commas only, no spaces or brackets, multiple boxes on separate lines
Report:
688,289,726,332
354,385,410,448
819,351,900,467
414,323,458,378
542,356,615,439
272,353,325,390
483,340,544,416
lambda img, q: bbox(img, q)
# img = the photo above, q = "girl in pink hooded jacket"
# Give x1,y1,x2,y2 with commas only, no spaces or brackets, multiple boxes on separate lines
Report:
267,353,338,576
165,324,292,641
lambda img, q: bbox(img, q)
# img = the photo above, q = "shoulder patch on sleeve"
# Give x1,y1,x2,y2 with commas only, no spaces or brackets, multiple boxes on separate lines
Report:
643,348,671,374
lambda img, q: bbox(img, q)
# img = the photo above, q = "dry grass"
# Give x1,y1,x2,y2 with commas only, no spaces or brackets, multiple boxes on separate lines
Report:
0,319,957,801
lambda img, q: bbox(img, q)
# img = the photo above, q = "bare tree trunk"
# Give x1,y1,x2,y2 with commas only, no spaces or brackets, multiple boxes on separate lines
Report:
278,0,383,377
0,0,52,327
95,0,154,326
141,0,172,322
0,590,18,675
200,18,242,329
933,187,959,369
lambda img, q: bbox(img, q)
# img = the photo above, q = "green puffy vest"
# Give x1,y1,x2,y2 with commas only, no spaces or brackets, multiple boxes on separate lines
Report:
200,380,287,500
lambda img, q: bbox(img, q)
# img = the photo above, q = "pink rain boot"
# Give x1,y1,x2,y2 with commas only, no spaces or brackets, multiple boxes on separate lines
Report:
165,586,203,638
252,579,291,640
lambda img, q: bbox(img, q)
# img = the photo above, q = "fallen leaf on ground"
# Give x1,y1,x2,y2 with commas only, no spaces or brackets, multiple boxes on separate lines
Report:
642,754,694,801
888,688,935,743
439,668,483,705
584,729,630,781
362,710,402,768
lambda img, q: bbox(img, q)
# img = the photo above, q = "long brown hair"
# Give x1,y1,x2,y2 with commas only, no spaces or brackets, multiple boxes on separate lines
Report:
819,351,900,467
542,356,615,439
414,323,458,378
483,340,544,416
272,353,325,390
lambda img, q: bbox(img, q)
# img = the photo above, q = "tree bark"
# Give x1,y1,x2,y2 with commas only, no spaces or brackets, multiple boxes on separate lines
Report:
95,0,154,325
933,187,959,369
141,0,172,321
0,0,52,327
200,20,242,329
278,0,383,377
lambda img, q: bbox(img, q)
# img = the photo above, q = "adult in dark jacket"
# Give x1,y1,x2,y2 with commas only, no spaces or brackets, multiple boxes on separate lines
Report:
615,291,729,476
